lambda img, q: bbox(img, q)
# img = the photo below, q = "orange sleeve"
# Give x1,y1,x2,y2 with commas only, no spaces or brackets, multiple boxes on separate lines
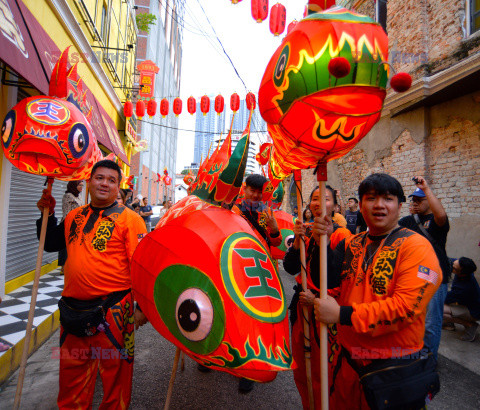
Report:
333,213,347,228
350,235,442,336
125,211,148,264
330,227,351,250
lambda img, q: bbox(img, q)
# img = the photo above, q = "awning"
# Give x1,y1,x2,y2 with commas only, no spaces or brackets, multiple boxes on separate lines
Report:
0,0,50,93
1,0,129,164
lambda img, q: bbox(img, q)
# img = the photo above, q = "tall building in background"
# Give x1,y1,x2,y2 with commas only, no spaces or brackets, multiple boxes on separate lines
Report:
193,101,226,164
202,99,267,176
130,0,185,204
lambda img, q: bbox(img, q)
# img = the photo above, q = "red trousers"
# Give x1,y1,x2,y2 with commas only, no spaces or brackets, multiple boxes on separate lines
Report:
291,303,341,409
57,292,135,409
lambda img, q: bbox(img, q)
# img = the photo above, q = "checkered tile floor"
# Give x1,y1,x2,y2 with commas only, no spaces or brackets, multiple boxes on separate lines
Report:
0,270,63,357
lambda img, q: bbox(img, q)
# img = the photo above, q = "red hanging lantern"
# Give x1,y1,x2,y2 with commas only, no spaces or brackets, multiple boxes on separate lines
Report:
230,93,240,113
173,97,182,116
269,3,286,36
124,101,133,118
246,92,256,110
160,98,169,117
251,0,269,23
287,19,297,34
214,94,224,115
147,99,157,118
231,0,242,3
187,96,196,115
136,100,145,119
307,0,336,14
200,95,210,116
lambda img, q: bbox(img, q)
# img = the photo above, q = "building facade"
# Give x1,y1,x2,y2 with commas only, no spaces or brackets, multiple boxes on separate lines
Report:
0,0,137,295
128,0,184,205
286,0,480,268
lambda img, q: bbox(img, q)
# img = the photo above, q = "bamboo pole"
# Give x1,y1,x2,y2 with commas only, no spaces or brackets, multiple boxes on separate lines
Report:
14,178,54,410
316,164,329,410
164,347,181,410
293,170,315,410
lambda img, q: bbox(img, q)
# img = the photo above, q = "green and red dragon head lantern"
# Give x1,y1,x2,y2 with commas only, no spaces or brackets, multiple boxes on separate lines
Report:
259,6,411,178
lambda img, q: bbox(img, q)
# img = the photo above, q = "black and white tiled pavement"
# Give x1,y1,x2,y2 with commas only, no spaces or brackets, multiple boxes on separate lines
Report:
0,270,63,357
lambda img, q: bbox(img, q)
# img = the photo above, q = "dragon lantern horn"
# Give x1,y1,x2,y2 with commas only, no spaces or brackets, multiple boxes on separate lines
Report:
49,46,71,98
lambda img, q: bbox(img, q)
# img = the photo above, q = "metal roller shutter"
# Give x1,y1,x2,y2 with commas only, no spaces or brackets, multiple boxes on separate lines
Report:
5,167,70,281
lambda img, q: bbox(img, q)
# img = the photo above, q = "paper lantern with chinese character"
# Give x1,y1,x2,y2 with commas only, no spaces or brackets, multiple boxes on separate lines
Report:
173,97,182,116
252,0,269,23
230,93,240,113
136,100,145,119
214,95,224,115
1,47,104,181
258,7,390,178
201,95,210,116
131,202,292,382
147,99,157,118
124,101,133,118
246,92,256,111
187,96,196,115
160,98,169,118
270,3,286,36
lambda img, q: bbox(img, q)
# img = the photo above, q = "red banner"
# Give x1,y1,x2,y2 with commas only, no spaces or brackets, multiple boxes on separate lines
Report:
137,60,159,99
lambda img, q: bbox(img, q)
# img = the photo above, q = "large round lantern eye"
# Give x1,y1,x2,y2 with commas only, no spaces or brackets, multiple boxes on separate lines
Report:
68,123,89,158
176,289,213,341
274,44,290,88
1,111,16,148
154,265,225,355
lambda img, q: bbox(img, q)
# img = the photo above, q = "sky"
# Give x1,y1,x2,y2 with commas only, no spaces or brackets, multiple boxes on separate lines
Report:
175,0,307,173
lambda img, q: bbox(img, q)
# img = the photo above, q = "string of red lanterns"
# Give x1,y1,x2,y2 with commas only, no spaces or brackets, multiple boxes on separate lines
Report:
124,93,259,119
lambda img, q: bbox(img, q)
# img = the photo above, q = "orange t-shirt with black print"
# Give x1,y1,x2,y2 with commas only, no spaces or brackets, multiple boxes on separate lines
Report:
62,202,147,299
335,227,441,358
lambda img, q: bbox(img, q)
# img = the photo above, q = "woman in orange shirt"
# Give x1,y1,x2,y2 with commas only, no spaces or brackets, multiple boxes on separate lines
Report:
284,185,351,409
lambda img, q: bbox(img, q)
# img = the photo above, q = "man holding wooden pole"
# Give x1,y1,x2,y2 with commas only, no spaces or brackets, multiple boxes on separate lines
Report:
313,173,442,409
36,160,148,409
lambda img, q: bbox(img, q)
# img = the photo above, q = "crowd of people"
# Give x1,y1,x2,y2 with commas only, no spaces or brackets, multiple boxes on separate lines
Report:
28,161,479,409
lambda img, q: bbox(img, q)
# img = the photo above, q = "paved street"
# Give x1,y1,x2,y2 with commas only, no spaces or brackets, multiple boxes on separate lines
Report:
1,268,479,409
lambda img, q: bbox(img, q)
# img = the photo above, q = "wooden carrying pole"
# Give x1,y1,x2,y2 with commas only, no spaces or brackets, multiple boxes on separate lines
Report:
164,347,181,410
14,178,54,410
316,164,329,410
293,170,315,410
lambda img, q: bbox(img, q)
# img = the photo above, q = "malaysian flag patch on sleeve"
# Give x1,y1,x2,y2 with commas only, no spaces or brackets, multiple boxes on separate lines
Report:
417,265,439,285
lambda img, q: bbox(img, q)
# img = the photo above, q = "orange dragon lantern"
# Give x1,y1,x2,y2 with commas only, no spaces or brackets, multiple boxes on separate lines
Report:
258,7,390,178
1,48,105,180
132,111,293,382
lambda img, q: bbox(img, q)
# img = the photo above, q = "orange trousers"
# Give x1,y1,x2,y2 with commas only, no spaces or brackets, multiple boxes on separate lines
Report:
57,292,135,410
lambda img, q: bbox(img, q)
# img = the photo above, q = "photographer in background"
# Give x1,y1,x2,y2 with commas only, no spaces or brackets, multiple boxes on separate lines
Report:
399,176,450,359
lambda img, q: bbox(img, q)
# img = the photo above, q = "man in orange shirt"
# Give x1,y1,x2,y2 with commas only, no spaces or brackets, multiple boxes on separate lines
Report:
313,173,441,409
37,160,147,409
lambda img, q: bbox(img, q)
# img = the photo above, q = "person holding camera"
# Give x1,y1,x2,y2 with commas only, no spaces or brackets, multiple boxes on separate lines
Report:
398,176,450,359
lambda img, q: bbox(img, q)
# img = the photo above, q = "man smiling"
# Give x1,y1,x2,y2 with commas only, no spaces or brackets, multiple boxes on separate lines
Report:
313,173,441,409
36,159,147,409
